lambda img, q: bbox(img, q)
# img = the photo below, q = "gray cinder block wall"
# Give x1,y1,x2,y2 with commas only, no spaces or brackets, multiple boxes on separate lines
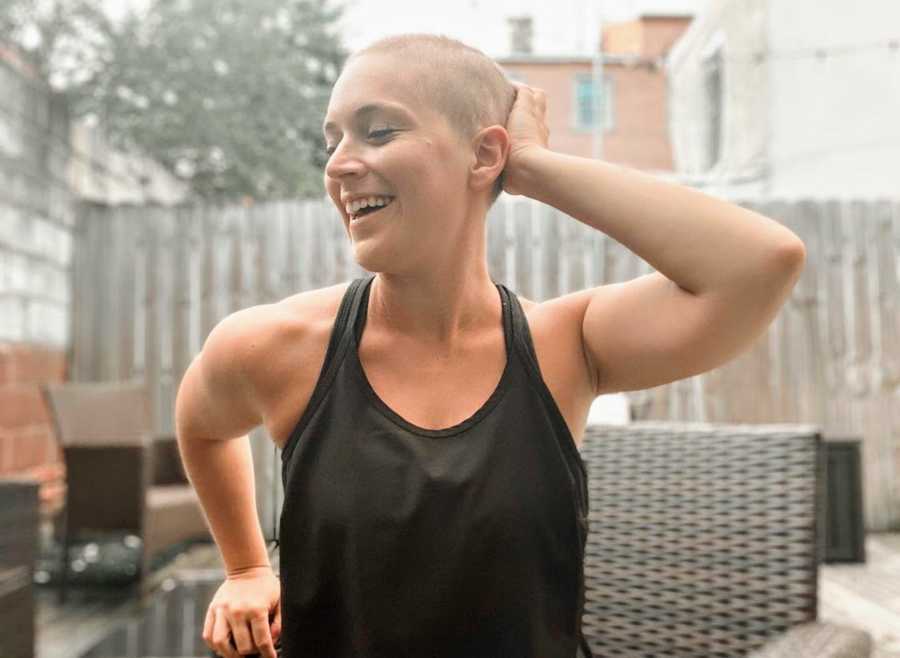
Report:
0,45,189,516
0,50,73,516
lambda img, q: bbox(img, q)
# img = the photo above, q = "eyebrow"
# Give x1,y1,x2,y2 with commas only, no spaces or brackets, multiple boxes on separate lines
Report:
322,102,410,134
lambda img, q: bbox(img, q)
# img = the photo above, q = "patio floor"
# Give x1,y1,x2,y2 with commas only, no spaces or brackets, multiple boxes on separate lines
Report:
36,533,900,658
818,533,900,657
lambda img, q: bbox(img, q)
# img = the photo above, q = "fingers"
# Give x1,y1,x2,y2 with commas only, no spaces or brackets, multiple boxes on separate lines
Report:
511,83,548,119
201,572,280,657
228,611,256,656
204,606,277,658
250,615,278,658
271,598,282,642
210,608,239,658
202,607,214,650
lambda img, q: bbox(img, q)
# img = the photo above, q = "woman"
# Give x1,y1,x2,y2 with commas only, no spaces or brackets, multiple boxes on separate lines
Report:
175,34,806,658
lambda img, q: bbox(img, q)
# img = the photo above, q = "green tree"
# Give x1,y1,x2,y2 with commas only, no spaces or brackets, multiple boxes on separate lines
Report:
1,0,348,201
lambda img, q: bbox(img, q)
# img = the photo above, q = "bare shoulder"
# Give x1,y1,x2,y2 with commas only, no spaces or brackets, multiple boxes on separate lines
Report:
514,290,597,391
181,280,354,448
509,289,599,444
257,281,355,447
275,279,353,323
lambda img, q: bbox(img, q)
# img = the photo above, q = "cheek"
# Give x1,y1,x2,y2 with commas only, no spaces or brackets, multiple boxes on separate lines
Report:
324,177,340,204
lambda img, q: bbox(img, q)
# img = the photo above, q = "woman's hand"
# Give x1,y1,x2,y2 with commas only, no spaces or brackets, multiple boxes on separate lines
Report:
502,82,551,197
203,566,281,658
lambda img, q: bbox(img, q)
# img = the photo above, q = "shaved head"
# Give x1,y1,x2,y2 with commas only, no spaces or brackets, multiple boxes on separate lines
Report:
345,34,516,203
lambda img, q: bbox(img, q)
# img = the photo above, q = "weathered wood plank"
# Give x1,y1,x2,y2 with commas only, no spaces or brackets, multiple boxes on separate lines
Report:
539,204,561,299
158,208,176,434
513,198,533,297
144,205,162,434
116,206,136,380
171,205,192,390
486,198,507,283
68,197,900,529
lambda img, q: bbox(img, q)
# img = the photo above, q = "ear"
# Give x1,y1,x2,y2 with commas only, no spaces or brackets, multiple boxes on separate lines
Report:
468,125,510,196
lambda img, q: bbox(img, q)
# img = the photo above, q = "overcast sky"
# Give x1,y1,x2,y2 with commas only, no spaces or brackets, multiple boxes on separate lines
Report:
336,0,707,57
103,0,707,58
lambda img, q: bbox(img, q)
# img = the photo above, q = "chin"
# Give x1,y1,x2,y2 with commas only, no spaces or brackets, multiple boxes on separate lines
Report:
351,243,395,275
354,237,422,276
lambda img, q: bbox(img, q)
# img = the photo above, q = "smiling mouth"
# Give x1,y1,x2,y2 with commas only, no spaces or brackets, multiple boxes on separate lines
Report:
350,199,394,223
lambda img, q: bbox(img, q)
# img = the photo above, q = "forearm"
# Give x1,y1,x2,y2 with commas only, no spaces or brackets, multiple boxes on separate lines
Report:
516,149,805,294
178,433,272,575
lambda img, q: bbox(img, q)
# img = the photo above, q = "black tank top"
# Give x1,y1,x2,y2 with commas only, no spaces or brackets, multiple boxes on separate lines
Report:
279,274,593,658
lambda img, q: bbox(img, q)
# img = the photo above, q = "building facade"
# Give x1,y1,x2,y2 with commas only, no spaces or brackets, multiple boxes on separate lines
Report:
0,43,189,516
667,0,900,199
497,14,692,173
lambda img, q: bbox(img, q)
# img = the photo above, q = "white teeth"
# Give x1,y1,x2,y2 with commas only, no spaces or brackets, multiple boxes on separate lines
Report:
345,195,393,216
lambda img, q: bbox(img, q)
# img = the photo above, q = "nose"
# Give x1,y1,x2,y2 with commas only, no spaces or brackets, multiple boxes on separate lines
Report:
324,140,367,181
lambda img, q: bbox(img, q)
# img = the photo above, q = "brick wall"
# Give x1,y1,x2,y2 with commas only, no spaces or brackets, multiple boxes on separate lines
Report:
497,58,595,159
0,49,72,518
0,44,189,519
0,344,67,516
496,16,693,173
599,16,693,172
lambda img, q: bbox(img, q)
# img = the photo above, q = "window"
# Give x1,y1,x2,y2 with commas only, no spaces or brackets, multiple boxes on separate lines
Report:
575,73,593,129
573,73,614,132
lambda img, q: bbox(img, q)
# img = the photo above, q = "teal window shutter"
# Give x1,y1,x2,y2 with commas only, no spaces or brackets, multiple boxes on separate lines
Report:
575,73,594,129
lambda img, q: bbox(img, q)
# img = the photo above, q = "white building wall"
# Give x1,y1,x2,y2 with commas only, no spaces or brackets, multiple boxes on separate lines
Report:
666,0,769,199
0,57,73,347
667,0,900,201
68,119,190,206
0,51,190,348
767,0,900,200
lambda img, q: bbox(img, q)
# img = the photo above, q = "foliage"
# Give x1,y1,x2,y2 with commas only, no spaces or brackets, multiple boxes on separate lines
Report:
0,0,348,201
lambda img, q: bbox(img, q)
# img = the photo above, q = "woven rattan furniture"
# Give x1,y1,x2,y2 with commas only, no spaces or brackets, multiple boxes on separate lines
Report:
579,422,873,658
0,478,39,658
41,380,211,603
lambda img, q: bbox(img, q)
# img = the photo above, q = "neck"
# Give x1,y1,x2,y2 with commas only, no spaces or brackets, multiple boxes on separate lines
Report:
367,265,499,350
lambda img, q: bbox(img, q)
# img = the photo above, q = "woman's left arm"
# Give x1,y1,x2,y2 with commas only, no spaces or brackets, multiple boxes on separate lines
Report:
502,83,806,395
511,146,805,291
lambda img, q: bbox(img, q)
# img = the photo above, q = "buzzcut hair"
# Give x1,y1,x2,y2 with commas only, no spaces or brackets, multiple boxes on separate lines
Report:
346,33,516,206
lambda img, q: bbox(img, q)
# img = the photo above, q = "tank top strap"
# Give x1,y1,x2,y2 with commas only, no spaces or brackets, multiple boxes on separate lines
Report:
500,282,544,382
351,274,376,345
501,285,595,658
280,274,375,464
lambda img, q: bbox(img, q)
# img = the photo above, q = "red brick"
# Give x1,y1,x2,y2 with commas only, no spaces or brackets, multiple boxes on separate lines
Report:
9,430,44,471
0,385,51,429
0,343,67,385
26,461,56,481
0,433,14,474
0,347,11,386
9,435,28,471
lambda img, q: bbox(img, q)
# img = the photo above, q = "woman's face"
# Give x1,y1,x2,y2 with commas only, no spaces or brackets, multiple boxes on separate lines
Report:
322,53,474,271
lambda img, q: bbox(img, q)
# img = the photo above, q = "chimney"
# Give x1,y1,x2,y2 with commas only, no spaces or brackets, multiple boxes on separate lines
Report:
508,16,534,55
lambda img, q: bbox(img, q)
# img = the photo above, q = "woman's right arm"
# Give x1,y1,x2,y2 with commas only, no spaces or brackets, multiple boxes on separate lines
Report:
174,308,281,658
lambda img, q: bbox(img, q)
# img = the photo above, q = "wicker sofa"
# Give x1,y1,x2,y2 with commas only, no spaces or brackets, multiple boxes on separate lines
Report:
578,422,872,658
41,380,211,602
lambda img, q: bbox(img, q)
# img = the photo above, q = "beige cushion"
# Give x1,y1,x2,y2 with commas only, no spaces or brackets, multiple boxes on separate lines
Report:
144,485,211,560
749,621,874,658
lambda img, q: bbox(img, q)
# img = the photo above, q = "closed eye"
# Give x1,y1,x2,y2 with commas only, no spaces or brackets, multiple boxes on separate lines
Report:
324,129,396,156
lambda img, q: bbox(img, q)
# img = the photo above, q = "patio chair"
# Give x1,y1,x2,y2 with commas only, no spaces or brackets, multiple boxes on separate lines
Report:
0,478,39,658
41,379,211,603
579,421,873,658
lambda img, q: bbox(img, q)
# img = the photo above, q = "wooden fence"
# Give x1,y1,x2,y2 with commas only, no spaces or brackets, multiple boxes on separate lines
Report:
70,197,900,532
